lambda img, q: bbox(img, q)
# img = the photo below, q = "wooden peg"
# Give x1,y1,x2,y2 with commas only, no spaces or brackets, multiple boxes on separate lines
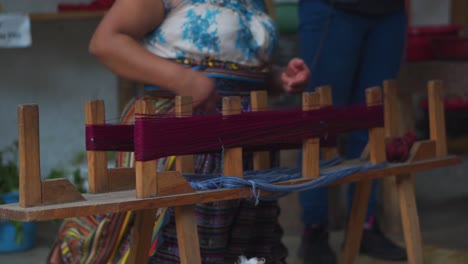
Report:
18,104,42,207
134,100,157,199
222,96,243,178
428,80,448,158
251,91,271,170
175,96,195,173
302,92,320,179
85,100,109,193
316,85,338,159
365,87,386,164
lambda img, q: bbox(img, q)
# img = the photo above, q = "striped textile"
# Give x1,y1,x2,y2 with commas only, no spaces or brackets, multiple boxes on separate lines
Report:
55,95,287,264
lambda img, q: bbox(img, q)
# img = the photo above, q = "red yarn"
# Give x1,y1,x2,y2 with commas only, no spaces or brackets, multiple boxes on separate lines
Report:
386,131,417,162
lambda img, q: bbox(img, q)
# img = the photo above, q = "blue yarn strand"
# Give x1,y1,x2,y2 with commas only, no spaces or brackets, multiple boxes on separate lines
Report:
183,156,386,205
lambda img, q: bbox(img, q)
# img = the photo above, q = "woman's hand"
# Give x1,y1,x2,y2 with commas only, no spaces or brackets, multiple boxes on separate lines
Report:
280,58,310,93
177,69,219,112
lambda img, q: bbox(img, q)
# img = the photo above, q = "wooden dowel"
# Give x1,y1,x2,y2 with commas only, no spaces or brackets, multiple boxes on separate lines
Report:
175,96,195,173
222,96,243,178
85,100,109,193
428,80,448,158
251,91,271,170
18,104,42,207
302,92,320,179
316,85,338,159
134,100,157,198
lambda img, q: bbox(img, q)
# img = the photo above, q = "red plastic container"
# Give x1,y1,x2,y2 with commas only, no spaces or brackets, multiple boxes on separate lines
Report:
406,24,464,62
432,36,468,60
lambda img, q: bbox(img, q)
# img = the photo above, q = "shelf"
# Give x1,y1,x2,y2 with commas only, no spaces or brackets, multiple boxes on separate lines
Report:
29,11,106,21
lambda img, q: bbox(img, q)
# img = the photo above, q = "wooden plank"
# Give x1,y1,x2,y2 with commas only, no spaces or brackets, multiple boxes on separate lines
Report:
251,91,271,170
85,100,109,193
382,80,403,234
108,168,135,192
342,86,386,264
0,156,461,222
134,100,157,198
127,209,157,264
18,104,42,208
302,92,320,179
428,80,448,158
222,97,243,178
42,179,85,205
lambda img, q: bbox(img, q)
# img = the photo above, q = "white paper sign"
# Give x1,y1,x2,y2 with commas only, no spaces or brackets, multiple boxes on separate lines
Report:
0,14,31,48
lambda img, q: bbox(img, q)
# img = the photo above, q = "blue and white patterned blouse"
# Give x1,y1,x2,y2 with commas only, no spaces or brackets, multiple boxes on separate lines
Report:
143,0,278,67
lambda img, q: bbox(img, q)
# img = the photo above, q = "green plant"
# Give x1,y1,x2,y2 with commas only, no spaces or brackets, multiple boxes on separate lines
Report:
0,141,19,194
0,141,23,244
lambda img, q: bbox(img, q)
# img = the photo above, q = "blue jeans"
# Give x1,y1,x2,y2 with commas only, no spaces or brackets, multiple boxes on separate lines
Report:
298,0,407,226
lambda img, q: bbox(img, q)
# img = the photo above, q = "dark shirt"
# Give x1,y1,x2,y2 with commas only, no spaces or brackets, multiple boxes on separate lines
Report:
321,0,405,16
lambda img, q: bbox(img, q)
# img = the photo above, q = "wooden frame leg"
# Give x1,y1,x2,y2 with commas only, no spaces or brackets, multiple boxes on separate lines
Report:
342,87,386,264
174,96,202,264
397,174,424,264
128,209,157,264
175,205,201,263
341,180,373,264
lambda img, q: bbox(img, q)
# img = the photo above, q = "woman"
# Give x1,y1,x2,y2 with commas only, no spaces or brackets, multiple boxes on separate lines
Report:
49,0,310,263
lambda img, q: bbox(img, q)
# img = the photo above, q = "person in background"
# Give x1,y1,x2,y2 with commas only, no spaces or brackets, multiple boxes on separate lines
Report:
297,0,408,263
47,0,310,263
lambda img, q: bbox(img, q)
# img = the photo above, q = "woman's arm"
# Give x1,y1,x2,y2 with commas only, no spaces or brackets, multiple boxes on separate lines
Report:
89,0,218,110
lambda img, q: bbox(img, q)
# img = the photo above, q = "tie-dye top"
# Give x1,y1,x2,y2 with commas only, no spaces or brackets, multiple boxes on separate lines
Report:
143,0,278,67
